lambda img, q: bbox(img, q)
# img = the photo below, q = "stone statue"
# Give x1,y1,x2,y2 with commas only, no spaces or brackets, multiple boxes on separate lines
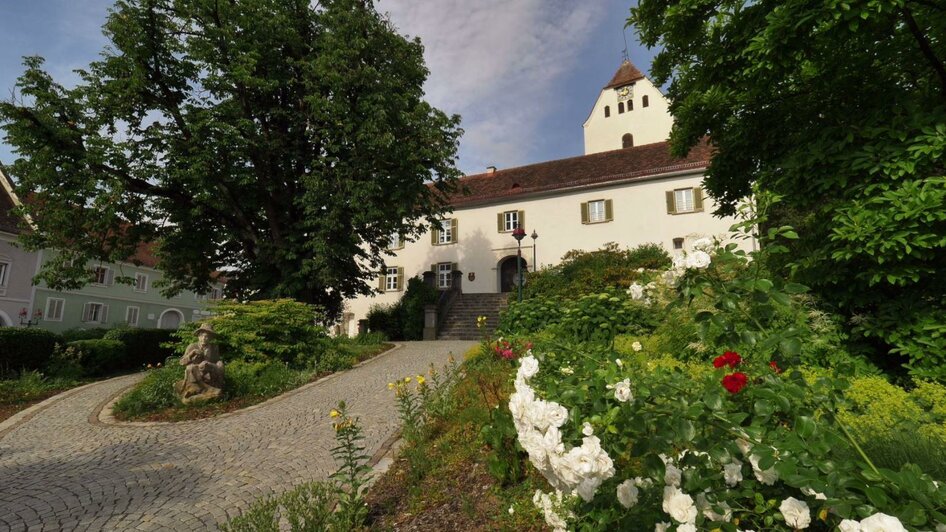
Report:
176,323,225,404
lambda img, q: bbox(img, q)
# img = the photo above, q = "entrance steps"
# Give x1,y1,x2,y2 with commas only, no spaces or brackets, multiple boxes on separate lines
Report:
437,292,510,341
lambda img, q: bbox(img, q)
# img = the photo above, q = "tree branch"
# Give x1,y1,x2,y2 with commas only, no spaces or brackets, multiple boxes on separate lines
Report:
902,6,946,97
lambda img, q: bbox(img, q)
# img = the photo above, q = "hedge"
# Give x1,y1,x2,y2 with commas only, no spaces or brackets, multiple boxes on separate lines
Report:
0,328,62,375
61,328,111,342
66,339,126,377
103,328,176,369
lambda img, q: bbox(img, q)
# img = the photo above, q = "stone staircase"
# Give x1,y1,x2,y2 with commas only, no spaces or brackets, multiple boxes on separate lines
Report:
437,292,510,340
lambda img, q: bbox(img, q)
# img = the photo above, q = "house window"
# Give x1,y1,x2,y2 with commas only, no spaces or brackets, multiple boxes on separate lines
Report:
618,101,625,114
91,266,111,286
604,105,610,118
126,306,140,327
673,237,685,250
388,233,402,250
628,99,634,111
643,95,650,107
503,211,518,232
0,261,9,286
437,263,453,289
622,133,634,149
588,200,607,223
45,298,65,321
675,188,695,212
83,302,108,324
385,267,399,291
134,273,149,293
432,219,457,245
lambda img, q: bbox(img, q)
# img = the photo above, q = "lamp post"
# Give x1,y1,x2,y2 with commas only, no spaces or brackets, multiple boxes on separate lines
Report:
19,308,42,328
530,230,538,272
512,225,526,302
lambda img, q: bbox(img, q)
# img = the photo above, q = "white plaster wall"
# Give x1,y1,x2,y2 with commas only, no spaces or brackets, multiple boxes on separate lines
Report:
582,77,674,155
0,233,39,327
343,171,750,335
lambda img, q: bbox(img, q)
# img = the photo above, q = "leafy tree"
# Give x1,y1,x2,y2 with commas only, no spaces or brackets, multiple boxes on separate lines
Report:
0,0,462,318
629,0,946,378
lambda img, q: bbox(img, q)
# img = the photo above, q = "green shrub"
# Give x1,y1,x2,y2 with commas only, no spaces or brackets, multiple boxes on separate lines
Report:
0,328,62,375
840,375,946,445
172,299,329,368
0,370,80,404
625,242,672,269
60,328,110,342
66,339,126,377
221,481,336,532
103,328,175,369
400,276,438,340
224,360,306,399
112,361,182,417
315,344,356,374
367,302,404,341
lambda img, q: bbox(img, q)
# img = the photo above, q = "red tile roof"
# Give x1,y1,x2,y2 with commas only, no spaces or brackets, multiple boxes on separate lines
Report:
603,60,646,89
448,140,711,208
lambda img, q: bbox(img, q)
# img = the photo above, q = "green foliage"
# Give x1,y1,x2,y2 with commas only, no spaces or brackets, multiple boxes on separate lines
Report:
171,299,329,368
366,303,404,341
840,376,946,447
103,328,175,368
501,290,658,345
0,370,81,405
524,242,669,300
400,276,439,340
223,360,308,400
0,328,62,375
220,481,337,532
628,0,946,379
329,402,371,530
0,0,462,318
65,339,127,377
112,360,181,417
60,328,110,342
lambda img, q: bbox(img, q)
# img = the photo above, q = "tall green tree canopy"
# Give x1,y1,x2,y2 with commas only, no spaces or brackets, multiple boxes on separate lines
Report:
629,0,946,377
0,0,461,318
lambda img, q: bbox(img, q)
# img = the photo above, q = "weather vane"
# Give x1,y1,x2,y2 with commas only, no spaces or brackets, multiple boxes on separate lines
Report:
622,27,630,62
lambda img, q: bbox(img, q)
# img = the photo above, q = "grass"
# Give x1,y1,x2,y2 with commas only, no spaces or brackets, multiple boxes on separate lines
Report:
112,341,393,422
363,347,548,531
0,371,85,422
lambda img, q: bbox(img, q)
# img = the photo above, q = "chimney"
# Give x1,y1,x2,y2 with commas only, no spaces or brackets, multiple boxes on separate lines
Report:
486,166,497,174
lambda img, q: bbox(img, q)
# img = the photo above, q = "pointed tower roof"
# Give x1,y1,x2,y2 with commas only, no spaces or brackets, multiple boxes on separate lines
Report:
603,59,645,89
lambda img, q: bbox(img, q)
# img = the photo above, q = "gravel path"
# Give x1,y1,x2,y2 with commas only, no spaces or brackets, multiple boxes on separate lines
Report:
0,341,474,531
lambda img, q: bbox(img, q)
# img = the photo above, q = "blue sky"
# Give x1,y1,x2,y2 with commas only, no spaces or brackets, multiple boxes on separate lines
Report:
0,0,658,176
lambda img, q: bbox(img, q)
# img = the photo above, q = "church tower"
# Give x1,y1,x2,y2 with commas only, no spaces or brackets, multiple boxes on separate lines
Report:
582,59,674,155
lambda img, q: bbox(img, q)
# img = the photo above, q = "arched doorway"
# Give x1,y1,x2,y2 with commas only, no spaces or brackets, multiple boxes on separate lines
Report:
498,256,528,293
158,309,184,330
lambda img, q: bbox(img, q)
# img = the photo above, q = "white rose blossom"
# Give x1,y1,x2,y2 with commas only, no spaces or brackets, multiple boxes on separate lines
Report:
582,422,594,436
677,524,697,532
859,513,907,532
800,486,827,500
749,454,779,485
518,355,539,379
838,520,860,532
616,479,639,509
723,459,743,487
632,341,643,352
533,490,573,532
627,282,646,300
662,486,698,524
779,497,811,529
655,523,671,532
560,366,574,375
685,250,712,269
615,358,623,367
664,463,682,487
693,237,714,252
609,378,633,403
696,492,732,522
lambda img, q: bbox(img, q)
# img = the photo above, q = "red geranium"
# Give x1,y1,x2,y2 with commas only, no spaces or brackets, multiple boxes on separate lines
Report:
722,372,749,394
713,351,742,369
769,360,783,374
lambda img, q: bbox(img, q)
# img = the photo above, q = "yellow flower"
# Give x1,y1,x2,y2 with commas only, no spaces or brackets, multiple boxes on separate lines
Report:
818,508,829,521
329,409,340,418
417,376,426,385
387,382,394,390
404,376,411,383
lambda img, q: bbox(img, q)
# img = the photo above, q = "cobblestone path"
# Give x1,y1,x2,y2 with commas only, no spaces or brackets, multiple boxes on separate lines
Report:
0,341,474,531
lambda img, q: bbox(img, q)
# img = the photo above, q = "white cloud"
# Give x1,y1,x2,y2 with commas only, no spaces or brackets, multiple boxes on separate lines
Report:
380,0,608,174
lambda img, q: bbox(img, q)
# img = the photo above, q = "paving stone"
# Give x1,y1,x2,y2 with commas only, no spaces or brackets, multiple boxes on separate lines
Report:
0,341,473,531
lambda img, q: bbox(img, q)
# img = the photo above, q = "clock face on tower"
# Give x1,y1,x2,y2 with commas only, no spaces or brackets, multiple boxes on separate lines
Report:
616,86,632,101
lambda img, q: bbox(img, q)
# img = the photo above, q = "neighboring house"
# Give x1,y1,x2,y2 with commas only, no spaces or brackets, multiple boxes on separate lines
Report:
0,168,223,331
342,59,755,336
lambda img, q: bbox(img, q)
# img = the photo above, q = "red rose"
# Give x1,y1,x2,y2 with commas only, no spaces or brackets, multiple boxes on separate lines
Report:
525,342,534,350
713,351,742,368
769,361,782,373
722,372,749,394
501,349,515,360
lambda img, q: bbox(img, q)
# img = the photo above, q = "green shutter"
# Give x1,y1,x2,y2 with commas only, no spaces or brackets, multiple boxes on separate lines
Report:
451,262,458,272
430,263,437,274
666,191,676,214
431,226,438,245
397,267,404,291
580,202,589,224
518,210,525,230
604,199,613,221
693,188,704,211
451,218,458,243
497,212,504,232
378,272,386,291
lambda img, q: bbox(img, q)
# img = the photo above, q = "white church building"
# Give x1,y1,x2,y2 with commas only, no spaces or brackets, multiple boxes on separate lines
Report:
341,60,746,337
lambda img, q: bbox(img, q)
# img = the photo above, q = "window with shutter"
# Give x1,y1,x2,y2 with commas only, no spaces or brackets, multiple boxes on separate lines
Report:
134,273,149,292
0,261,9,287
126,306,140,326
580,202,590,224
92,267,109,285
385,267,400,291
45,298,65,321
501,211,519,232
586,199,612,223
437,263,452,289
674,188,695,213
436,219,454,244
396,267,404,292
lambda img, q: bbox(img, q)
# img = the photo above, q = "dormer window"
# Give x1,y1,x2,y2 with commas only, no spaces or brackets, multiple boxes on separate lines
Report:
643,95,650,108
604,105,610,118
618,102,625,114
622,134,634,149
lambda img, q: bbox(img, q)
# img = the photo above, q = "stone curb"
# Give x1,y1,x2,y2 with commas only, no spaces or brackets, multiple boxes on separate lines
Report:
93,343,404,427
